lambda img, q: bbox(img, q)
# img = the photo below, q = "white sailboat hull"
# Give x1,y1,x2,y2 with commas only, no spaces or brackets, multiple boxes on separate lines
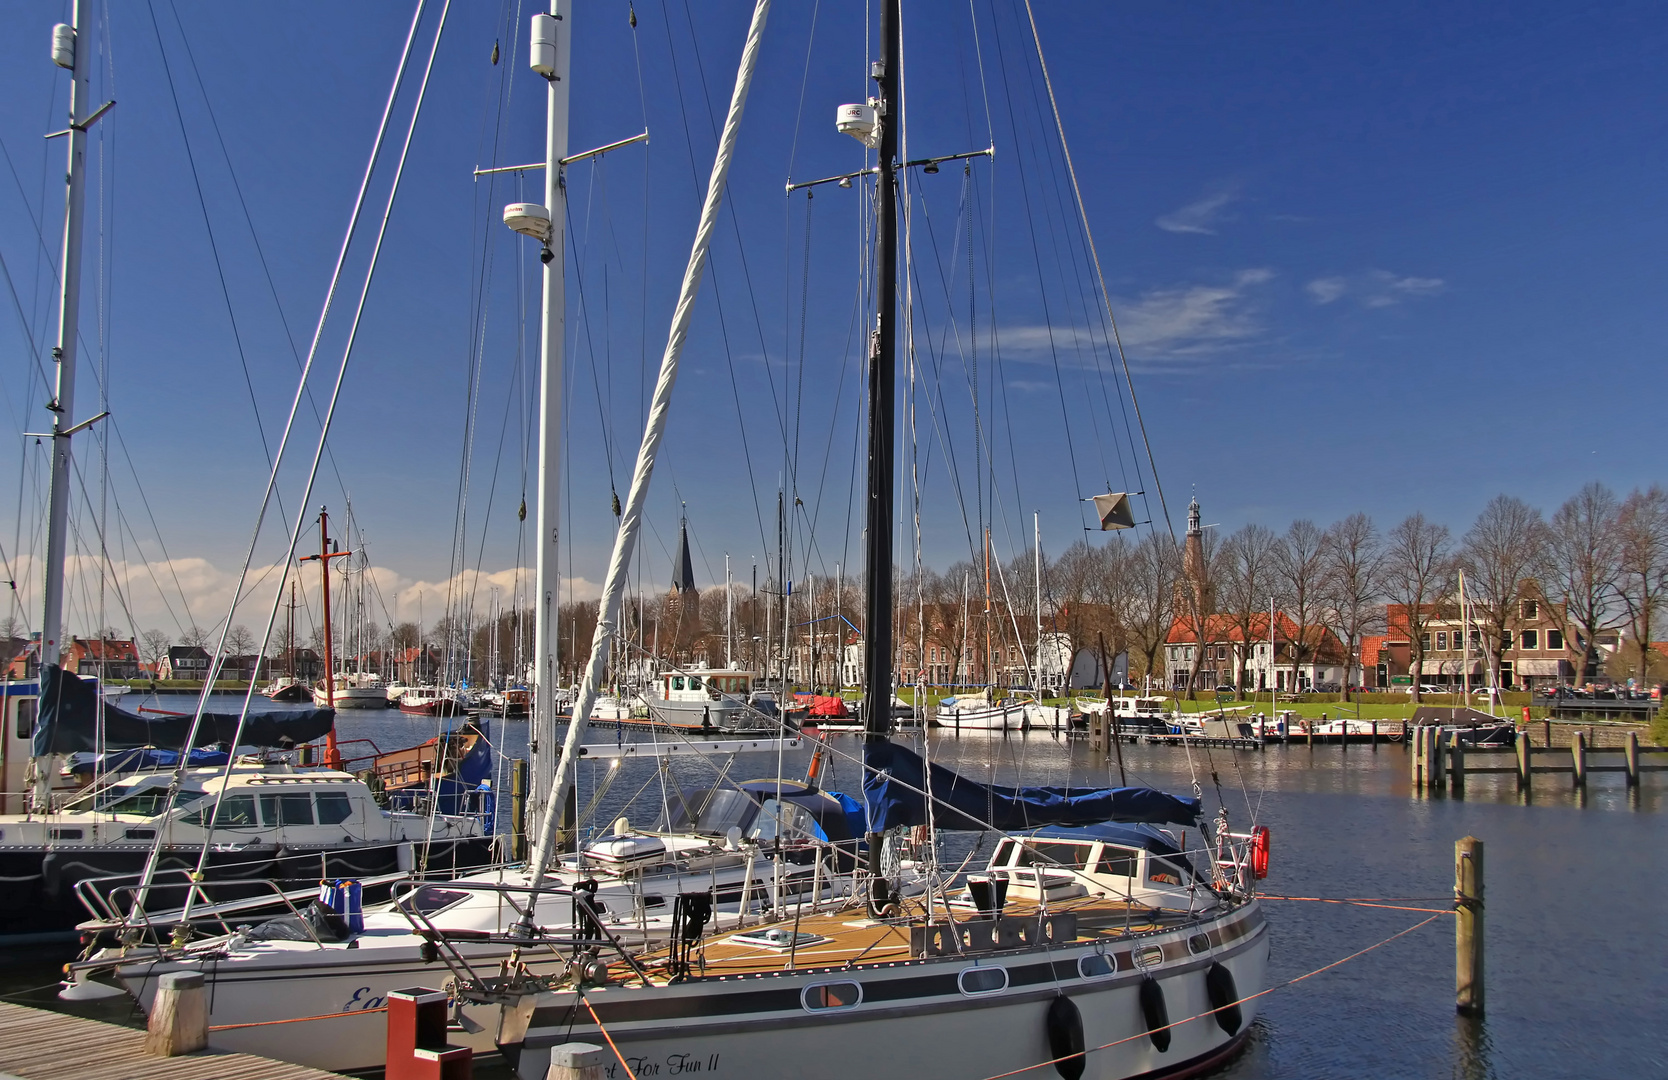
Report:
936,702,1028,731
501,902,1268,1080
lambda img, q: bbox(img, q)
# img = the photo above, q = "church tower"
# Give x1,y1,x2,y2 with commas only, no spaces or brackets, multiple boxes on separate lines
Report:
1177,495,1213,615
665,517,701,631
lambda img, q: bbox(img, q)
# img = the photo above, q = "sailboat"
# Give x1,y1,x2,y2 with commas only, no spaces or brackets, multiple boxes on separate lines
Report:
306,509,385,709
474,5,1270,1078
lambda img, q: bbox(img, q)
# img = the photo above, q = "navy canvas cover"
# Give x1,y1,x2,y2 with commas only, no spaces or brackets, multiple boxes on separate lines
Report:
863,741,1201,832
33,664,334,755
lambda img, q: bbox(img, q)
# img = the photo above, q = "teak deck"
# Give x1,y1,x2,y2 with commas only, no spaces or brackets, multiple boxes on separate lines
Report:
620,894,1196,981
0,1001,351,1080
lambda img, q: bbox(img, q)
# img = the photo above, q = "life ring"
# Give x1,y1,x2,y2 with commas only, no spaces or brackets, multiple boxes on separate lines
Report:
1045,994,1086,1080
1250,826,1270,880
1205,962,1242,1035
1139,976,1171,1052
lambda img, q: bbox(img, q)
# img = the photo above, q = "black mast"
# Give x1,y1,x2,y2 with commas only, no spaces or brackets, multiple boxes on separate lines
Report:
862,0,901,907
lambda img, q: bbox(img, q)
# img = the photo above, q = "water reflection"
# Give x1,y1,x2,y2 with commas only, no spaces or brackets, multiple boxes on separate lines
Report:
1453,1014,1496,1080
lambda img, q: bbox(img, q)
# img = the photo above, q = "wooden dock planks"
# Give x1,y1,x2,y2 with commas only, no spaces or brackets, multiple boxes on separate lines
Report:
0,1001,351,1080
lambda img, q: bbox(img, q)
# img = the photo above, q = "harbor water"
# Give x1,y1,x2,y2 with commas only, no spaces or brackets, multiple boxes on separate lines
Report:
4,697,1664,1078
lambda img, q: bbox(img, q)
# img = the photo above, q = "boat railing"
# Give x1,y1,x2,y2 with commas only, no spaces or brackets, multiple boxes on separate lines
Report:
75,869,335,948
387,878,652,1001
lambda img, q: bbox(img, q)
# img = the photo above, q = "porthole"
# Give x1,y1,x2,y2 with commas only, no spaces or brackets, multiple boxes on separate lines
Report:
802,981,862,1012
958,965,1009,996
1078,952,1116,979
1133,945,1165,970
1188,934,1211,955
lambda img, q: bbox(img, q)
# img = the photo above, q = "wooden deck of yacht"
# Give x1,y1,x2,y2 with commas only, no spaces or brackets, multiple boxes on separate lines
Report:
0,1001,351,1080
620,893,1194,981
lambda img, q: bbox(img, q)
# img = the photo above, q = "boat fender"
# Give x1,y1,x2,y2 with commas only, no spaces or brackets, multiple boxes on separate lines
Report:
1045,993,1086,1080
1250,826,1270,880
1139,976,1171,1052
1205,962,1242,1035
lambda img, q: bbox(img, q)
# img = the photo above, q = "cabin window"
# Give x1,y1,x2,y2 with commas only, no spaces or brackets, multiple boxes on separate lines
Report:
1547,629,1563,650
102,787,177,818
260,792,315,826
14,698,36,740
802,982,862,1011
1097,845,1139,878
1013,841,1091,869
990,839,1016,867
958,966,1008,996
315,792,354,825
185,794,258,827
691,676,703,689
1146,855,1190,887
750,798,823,844
672,676,686,691
408,887,469,916
1078,952,1116,979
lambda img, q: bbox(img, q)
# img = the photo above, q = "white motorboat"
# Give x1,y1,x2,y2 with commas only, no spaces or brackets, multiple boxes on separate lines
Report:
644,667,775,733
936,694,1030,731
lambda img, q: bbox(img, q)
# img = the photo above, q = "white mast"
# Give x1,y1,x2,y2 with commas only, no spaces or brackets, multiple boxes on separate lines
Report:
1034,513,1044,692
520,0,772,908
40,4,110,672
725,553,733,667
524,1,571,824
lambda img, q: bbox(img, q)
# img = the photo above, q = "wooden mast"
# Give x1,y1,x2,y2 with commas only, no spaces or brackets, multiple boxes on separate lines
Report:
300,508,349,766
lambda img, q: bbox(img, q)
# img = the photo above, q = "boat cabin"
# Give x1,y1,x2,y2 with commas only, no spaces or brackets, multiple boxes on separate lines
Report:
980,822,1200,909
1,682,40,814
657,668,757,702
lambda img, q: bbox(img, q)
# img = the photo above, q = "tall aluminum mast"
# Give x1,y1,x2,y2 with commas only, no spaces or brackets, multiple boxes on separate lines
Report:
40,3,110,671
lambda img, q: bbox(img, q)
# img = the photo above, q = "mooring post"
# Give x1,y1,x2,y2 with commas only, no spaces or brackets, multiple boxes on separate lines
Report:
1450,737,1465,796
1572,730,1587,788
1516,730,1531,790
1432,727,1447,791
1625,731,1640,787
1455,836,1484,1015
1543,718,1551,746
511,757,528,862
143,970,207,1056
1410,725,1423,787
1401,719,1409,747
545,1043,606,1080
1371,719,1379,750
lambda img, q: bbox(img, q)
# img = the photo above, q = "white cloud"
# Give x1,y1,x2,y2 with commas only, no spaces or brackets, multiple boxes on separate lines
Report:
1305,270,1445,308
1305,277,1348,305
1156,190,1238,235
998,269,1274,365
12,553,599,643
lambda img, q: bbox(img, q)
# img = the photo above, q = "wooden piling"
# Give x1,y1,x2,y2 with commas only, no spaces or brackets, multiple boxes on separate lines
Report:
545,1043,606,1080
1410,725,1423,787
1431,727,1447,791
1543,718,1551,746
1455,836,1484,1015
1371,720,1379,750
1625,732,1640,787
143,970,207,1056
1516,731,1531,790
511,758,528,862
1450,738,1465,796
1572,731,1587,788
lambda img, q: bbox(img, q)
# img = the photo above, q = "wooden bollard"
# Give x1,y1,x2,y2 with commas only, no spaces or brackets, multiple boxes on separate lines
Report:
1572,730,1587,788
1432,727,1447,791
1516,730,1531,790
1542,718,1551,746
1455,836,1484,1015
1306,720,1314,748
1450,738,1465,796
1626,731,1640,787
546,1043,607,1080
143,970,207,1056
1371,719,1378,750
1410,725,1423,787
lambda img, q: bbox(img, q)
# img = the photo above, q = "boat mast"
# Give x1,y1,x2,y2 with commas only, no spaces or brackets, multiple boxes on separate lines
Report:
861,0,901,893
1035,513,1044,693
39,2,109,673
300,508,348,765
527,0,572,825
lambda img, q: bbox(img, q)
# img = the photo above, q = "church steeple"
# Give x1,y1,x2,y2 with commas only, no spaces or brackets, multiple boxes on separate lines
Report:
1187,495,1201,538
671,517,696,595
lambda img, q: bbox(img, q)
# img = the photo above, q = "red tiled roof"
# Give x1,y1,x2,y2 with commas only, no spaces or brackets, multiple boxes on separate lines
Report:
1360,634,1388,666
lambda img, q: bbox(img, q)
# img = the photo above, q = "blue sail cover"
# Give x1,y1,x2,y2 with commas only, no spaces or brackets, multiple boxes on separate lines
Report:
863,741,1201,832
33,664,335,756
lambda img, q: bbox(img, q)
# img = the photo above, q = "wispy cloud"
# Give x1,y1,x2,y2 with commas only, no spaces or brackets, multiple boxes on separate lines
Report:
1156,189,1238,235
1305,269,1445,308
999,269,1274,365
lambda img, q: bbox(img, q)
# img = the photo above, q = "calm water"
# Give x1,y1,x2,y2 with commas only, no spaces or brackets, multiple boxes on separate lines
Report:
6,695,1665,1078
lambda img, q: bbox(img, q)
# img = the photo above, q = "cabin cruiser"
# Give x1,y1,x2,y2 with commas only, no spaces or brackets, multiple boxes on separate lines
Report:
400,687,466,717
936,692,1031,731
82,757,870,1073
645,667,775,733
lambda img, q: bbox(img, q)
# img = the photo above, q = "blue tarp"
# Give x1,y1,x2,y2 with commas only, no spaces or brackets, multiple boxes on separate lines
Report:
33,664,335,756
67,747,231,773
863,741,1201,832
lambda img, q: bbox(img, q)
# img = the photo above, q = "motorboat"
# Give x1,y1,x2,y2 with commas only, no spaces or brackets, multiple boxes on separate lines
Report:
400,687,465,717
644,667,776,733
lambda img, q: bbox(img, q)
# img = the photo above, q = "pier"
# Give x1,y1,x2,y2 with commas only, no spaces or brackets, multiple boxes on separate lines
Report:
1411,725,1668,793
0,1000,350,1080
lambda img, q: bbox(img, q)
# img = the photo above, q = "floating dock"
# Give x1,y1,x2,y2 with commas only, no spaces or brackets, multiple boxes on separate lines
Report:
0,1001,351,1080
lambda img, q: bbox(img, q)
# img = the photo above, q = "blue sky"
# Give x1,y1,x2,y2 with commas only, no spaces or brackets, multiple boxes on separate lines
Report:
0,0,1664,640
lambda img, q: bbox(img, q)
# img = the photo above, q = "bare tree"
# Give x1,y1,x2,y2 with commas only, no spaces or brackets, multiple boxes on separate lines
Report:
139,629,171,670
0,615,23,642
1219,523,1278,698
1383,514,1452,704
225,624,256,657
1460,495,1547,692
1615,485,1668,684
1321,512,1383,702
1542,482,1621,682
178,624,208,648
1126,532,1178,690
1273,520,1326,691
